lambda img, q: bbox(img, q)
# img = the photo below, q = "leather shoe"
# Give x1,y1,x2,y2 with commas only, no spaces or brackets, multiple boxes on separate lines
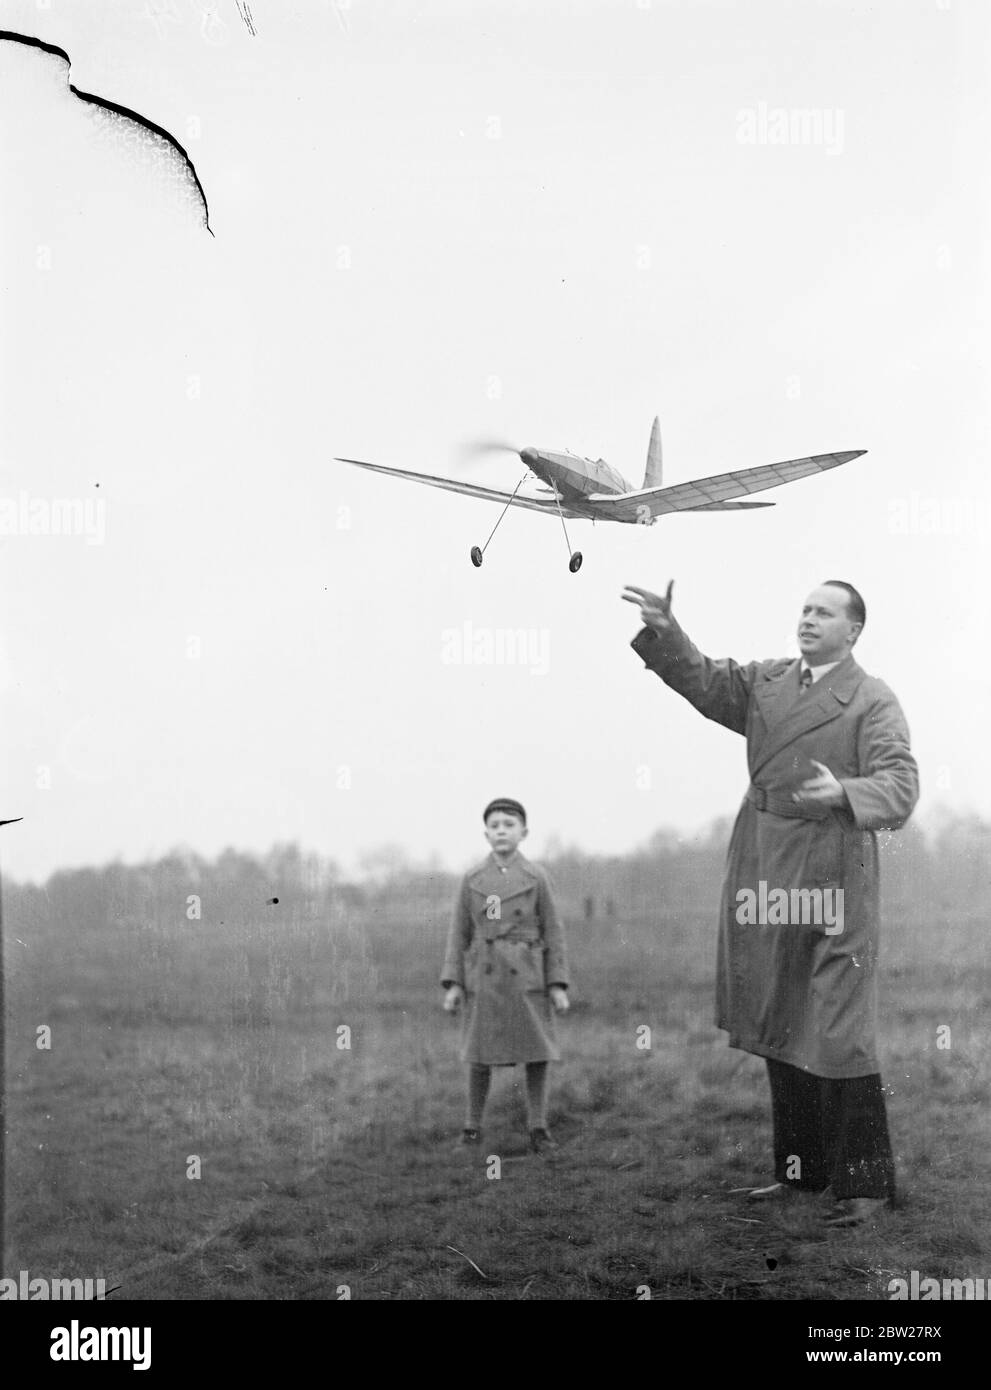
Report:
825,1197,889,1228
529,1127,558,1154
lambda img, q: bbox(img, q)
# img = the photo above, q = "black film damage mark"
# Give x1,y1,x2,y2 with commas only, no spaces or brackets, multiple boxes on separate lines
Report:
0,29,214,236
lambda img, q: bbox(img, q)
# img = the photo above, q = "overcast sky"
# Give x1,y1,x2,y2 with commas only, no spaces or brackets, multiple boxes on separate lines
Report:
2,0,989,884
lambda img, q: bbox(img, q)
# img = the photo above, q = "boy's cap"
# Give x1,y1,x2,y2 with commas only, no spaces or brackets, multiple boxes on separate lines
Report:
483,798,527,826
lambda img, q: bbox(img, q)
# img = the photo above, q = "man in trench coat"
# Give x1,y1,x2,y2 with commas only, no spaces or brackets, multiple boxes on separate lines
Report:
623,578,919,1226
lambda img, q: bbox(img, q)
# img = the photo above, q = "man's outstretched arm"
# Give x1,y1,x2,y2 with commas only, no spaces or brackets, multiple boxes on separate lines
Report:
622,581,763,736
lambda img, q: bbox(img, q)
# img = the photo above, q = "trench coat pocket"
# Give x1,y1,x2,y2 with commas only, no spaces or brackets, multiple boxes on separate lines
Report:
463,942,481,994
756,812,844,895
510,940,546,992
806,816,844,888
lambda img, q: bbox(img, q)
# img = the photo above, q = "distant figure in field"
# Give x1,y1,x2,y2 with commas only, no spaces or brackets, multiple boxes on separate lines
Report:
441,799,570,1154
622,579,919,1228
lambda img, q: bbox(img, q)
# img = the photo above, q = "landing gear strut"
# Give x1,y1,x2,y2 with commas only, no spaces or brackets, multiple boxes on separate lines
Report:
553,490,582,574
470,474,528,568
469,476,584,572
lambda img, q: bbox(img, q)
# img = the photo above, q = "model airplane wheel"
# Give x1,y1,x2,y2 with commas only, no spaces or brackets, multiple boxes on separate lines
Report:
569,551,583,573
470,546,484,567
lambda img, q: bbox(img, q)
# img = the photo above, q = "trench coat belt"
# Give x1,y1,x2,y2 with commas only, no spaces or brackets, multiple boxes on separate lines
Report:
746,783,831,821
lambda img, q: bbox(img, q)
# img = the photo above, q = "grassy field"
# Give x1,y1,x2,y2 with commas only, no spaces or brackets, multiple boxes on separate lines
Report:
5,878,990,1300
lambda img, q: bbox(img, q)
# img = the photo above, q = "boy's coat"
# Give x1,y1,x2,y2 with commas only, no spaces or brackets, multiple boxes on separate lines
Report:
442,852,569,1064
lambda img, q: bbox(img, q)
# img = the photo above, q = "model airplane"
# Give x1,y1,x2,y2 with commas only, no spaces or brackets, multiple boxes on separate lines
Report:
336,418,865,572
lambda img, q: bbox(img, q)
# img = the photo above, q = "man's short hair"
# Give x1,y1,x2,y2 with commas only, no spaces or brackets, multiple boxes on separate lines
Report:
822,580,866,630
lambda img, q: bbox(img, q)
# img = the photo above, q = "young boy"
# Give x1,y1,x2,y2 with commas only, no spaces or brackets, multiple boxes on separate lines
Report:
441,798,570,1153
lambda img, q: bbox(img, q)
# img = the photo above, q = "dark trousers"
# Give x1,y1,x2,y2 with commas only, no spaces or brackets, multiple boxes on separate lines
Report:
766,1059,895,1201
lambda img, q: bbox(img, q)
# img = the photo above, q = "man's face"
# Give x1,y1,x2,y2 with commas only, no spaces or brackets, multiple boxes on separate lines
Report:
797,585,861,665
484,813,527,855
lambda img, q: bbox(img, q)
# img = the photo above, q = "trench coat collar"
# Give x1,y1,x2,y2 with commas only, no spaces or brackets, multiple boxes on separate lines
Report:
750,653,866,776
466,851,539,897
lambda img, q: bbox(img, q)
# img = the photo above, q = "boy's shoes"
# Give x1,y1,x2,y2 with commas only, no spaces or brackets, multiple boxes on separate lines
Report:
455,1128,481,1150
529,1127,557,1154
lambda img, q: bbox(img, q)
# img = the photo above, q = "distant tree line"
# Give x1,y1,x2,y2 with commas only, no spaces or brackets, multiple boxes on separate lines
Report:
4,811,989,934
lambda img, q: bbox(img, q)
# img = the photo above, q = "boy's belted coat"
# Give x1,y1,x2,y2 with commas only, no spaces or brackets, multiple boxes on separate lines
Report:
441,852,569,1065
632,621,919,1078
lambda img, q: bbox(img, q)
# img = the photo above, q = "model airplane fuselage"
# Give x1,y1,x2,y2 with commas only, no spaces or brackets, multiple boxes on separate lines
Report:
336,416,865,571
519,447,632,509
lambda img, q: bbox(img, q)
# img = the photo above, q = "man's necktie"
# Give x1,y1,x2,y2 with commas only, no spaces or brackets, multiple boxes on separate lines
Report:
799,667,813,692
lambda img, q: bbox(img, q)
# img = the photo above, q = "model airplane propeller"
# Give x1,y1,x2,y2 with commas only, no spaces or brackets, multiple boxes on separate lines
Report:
337,416,865,573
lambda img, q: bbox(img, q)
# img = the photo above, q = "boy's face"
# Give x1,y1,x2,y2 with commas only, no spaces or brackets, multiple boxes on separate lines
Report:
484,812,527,855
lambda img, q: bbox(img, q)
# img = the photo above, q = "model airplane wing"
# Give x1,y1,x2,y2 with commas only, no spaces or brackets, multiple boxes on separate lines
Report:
681,501,775,511
335,457,585,518
585,450,866,522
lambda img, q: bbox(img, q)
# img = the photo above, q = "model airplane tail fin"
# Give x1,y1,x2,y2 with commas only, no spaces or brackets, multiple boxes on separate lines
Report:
643,415,663,489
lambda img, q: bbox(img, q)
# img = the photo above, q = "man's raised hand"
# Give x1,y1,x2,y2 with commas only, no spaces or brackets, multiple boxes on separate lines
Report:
621,580,675,634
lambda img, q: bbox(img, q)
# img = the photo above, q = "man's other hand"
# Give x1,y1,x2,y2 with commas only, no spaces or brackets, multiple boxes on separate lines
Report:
793,760,847,808
622,580,675,634
443,985,464,1013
